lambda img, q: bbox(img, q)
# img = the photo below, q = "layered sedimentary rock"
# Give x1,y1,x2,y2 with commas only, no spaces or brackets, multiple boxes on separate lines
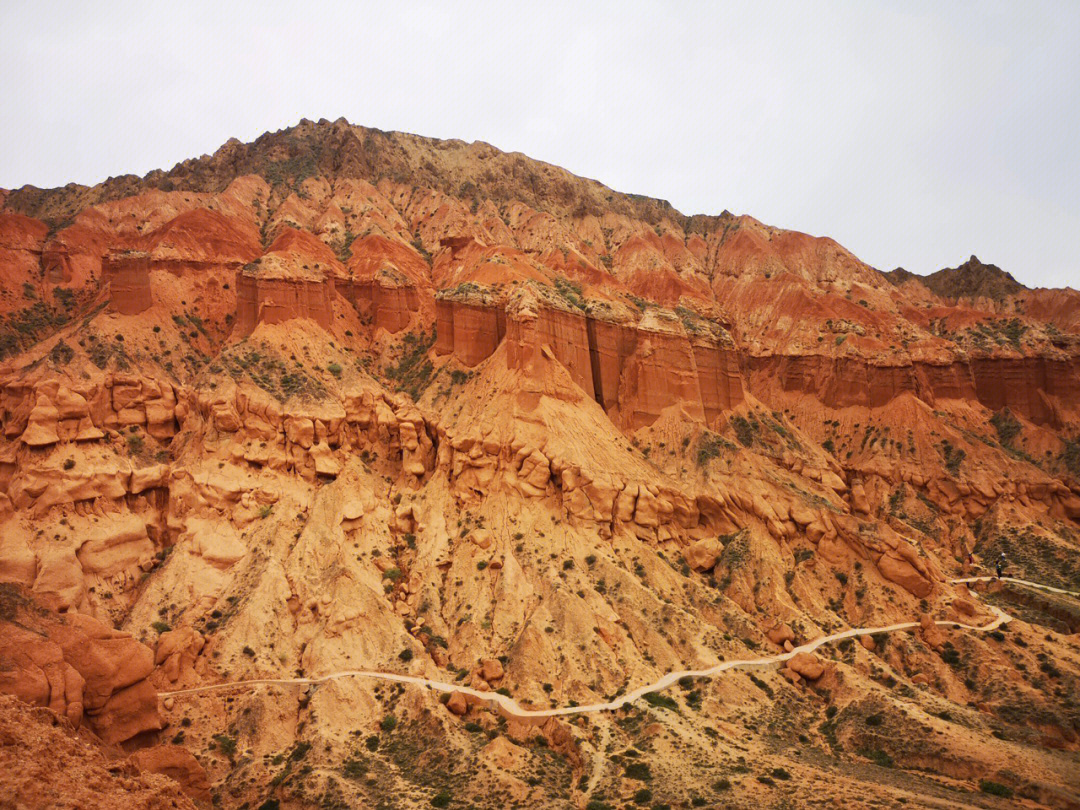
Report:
339,233,430,333
440,292,745,429
103,250,153,315
436,297,507,367
745,353,1080,426
234,228,339,335
235,265,335,334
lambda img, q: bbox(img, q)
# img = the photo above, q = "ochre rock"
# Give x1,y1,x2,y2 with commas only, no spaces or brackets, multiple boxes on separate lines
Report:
154,627,205,683
684,536,723,572
788,652,825,680
446,691,469,716
0,588,160,744
129,745,212,803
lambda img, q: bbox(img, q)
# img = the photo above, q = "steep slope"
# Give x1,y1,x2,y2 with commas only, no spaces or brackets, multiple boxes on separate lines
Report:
0,119,1079,809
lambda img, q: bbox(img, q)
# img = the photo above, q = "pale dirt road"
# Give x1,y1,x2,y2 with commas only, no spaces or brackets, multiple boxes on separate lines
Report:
161,576,1072,718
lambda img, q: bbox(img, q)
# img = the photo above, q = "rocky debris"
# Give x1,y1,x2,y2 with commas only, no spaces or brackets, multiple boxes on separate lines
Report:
919,614,948,651
129,745,212,803
0,694,195,810
479,658,505,683
766,622,795,647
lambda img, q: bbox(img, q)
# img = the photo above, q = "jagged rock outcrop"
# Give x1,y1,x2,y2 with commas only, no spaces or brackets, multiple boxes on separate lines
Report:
0,585,161,744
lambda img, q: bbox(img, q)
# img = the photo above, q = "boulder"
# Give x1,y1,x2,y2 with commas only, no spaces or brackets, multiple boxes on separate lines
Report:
446,691,468,716
684,537,723,572
788,652,825,680
480,659,504,682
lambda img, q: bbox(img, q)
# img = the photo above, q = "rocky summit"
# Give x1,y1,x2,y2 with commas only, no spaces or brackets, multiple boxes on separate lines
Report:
1,117,1079,809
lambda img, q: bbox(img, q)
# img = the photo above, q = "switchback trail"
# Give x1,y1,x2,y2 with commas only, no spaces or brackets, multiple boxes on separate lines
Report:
160,576,1075,718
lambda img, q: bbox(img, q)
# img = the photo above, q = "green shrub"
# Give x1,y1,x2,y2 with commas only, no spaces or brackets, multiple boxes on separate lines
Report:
624,762,652,781
730,415,757,447
643,692,679,711
213,733,237,758
365,734,379,751
979,780,1013,798
430,790,452,808
342,758,366,780
859,748,894,767
380,714,397,732
327,362,343,378
126,433,144,455
633,788,653,805
151,621,171,634
713,778,731,791
990,409,1021,446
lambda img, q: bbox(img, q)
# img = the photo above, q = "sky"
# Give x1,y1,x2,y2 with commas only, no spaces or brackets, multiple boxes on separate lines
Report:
2,1,1078,288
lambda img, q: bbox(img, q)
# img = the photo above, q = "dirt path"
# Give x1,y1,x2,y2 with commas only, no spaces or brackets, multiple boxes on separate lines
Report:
161,576,1069,718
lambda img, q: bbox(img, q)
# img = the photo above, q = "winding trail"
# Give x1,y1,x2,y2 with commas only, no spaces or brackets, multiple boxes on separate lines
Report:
161,576,1075,718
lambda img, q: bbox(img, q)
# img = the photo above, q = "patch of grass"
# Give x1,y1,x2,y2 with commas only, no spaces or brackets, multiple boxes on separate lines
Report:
553,277,586,311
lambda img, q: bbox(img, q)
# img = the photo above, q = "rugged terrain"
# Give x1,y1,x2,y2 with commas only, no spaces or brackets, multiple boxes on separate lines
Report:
1,117,1079,809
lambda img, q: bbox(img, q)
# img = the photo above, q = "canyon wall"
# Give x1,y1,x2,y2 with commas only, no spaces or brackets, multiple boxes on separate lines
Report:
234,268,336,336
103,250,153,315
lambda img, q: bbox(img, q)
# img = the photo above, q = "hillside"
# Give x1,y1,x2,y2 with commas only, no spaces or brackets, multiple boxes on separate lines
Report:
1,118,1079,810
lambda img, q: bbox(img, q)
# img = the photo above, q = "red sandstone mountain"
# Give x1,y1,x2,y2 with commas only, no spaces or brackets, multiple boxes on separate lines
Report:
1,119,1079,809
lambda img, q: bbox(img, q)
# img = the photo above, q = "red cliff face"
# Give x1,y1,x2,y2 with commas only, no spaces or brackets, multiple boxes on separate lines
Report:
233,227,342,336
439,294,746,429
234,266,336,335
103,250,153,315
435,298,506,367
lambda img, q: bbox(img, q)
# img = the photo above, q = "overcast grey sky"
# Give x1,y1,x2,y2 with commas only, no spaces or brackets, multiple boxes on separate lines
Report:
2,1,1078,288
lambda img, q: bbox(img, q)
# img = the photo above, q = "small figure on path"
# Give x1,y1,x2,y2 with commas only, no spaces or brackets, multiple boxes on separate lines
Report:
995,553,1006,579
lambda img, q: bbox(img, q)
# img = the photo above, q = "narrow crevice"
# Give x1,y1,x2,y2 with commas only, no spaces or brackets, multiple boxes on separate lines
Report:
585,316,605,409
